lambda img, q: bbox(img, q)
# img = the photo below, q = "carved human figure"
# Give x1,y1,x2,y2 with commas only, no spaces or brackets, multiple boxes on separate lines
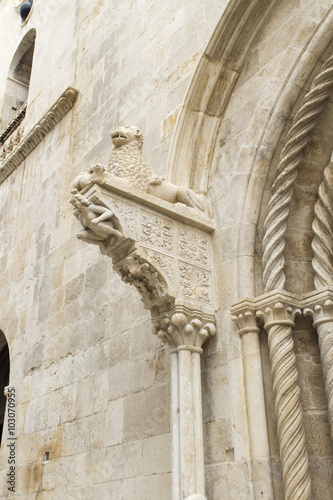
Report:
70,193,122,244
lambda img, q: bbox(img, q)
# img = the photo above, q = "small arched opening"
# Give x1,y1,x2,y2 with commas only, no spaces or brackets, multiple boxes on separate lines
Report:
0,331,10,445
0,28,36,132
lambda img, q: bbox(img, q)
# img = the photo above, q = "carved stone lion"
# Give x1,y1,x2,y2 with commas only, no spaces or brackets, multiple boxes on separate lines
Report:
108,126,155,191
71,125,208,213
108,125,207,213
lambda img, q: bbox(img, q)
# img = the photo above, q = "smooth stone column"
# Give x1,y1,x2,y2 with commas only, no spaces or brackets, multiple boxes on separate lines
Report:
231,302,274,500
155,311,216,500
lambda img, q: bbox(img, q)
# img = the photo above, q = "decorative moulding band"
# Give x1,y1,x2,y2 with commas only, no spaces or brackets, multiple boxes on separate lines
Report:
0,87,79,185
0,102,27,144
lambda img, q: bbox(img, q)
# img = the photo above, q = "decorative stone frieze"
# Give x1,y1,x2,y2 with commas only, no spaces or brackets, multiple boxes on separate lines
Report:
304,287,333,441
71,128,216,500
255,292,311,500
0,87,78,184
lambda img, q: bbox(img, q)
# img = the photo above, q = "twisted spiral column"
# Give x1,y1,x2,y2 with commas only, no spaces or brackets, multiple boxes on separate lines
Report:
257,298,312,500
304,293,333,442
306,159,333,440
312,159,333,289
262,54,333,292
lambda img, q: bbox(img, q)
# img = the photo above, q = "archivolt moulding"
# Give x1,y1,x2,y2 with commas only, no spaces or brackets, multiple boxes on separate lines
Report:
168,0,280,192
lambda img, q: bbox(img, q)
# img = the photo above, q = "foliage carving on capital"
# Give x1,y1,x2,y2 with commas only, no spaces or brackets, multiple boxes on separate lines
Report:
232,310,260,335
304,299,333,325
256,301,301,328
153,310,216,350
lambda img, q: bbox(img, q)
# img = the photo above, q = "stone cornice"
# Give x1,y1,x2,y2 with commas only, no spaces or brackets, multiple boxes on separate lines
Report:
0,87,78,184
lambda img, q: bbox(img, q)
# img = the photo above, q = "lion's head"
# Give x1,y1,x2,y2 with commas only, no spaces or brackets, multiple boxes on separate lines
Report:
110,126,143,151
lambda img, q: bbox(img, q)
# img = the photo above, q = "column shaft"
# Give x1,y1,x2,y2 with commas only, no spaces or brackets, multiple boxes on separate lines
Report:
178,348,195,498
171,350,181,500
192,351,205,496
242,331,274,499
266,322,311,500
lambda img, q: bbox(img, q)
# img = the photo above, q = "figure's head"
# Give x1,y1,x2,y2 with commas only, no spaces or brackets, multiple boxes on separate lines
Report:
70,193,91,208
110,125,143,150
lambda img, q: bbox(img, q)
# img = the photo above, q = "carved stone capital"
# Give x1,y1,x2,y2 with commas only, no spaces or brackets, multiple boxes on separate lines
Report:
255,291,301,329
303,287,333,326
231,298,260,334
152,302,216,351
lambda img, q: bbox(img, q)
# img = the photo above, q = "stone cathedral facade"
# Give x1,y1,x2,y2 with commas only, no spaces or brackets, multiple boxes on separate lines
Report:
1,0,333,498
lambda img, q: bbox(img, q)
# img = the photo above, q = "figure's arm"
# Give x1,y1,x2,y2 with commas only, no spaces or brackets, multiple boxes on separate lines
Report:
93,211,114,223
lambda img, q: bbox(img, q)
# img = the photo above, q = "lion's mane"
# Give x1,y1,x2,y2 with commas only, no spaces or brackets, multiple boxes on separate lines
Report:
108,141,155,191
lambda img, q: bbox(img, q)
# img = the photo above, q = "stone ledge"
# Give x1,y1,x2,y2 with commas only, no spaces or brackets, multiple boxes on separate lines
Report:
80,175,216,233
0,87,78,185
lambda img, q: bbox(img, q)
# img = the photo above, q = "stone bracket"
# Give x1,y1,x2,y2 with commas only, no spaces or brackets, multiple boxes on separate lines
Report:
71,179,217,320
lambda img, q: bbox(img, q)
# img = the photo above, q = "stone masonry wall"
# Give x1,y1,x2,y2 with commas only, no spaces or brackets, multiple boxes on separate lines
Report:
0,0,333,498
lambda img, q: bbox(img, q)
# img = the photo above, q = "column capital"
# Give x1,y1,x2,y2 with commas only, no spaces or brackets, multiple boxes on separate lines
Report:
303,287,333,326
254,290,301,328
231,298,259,335
152,301,216,351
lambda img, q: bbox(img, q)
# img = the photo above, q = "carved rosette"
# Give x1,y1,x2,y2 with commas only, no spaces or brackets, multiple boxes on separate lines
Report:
257,299,311,500
304,289,333,441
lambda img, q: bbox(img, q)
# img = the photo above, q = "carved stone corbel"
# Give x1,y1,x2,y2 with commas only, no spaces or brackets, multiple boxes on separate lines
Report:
304,287,333,441
256,292,311,500
71,150,216,500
